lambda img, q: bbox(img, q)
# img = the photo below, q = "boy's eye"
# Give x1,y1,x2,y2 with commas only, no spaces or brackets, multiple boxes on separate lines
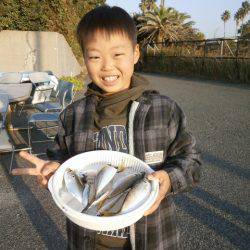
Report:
89,56,100,60
115,53,124,57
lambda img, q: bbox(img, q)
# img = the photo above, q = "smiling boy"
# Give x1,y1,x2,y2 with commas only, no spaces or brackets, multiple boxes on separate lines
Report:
12,5,201,250
84,31,139,94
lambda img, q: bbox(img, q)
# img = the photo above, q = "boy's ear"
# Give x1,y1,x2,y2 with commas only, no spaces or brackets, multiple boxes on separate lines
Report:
133,44,140,64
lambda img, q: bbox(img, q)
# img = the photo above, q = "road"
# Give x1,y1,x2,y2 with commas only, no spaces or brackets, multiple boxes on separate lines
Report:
0,73,249,249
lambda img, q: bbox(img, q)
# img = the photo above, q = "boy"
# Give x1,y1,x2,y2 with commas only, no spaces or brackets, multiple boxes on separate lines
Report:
12,5,201,250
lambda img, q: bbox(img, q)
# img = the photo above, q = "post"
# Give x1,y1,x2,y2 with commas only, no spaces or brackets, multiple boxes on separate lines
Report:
220,39,224,57
235,38,240,81
202,40,207,74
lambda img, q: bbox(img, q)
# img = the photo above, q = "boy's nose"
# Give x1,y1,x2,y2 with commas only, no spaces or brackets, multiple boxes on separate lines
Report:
101,58,114,71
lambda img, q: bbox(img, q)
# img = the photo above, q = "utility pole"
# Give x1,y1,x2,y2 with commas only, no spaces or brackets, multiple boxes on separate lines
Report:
161,0,165,7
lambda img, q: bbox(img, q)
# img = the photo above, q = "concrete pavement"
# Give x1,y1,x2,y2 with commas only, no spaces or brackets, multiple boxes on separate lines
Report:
0,73,249,249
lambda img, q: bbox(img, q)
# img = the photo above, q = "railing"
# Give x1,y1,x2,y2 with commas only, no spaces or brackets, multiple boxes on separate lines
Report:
141,38,250,59
138,38,250,83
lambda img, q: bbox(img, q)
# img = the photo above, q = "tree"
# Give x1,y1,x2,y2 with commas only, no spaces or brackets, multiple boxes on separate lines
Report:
234,1,250,36
160,0,165,8
239,1,250,35
0,0,106,63
221,10,231,38
234,11,241,37
242,0,250,13
139,0,157,13
137,5,200,46
239,20,250,38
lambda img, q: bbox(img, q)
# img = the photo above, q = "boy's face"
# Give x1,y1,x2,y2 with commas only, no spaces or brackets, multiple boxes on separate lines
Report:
84,31,140,95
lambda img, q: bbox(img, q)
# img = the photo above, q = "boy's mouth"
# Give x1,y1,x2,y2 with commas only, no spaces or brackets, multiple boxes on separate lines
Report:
101,75,119,83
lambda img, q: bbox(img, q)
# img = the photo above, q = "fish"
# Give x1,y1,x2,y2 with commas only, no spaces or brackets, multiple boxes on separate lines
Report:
59,176,87,212
85,174,96,205
97,190,130,216
81,183,90,210
64,168,85,204
95,164,118,198
120,177,151,214
63,164,151,216
92,168,144,200
108,170,145,198
59,188,87,212
90,169,144,209
84,202,99,216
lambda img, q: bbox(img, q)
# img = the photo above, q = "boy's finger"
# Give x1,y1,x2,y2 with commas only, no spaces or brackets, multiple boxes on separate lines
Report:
147,172,160,180
41,163,60,176
11,168,38,176
19,151,45,166
144,201,160,216
144,189,166,216
147,174,154,180
147,172,163,182
37,175,48,188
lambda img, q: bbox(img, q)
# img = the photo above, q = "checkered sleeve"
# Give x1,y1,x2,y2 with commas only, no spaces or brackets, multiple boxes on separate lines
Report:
163,101,202,195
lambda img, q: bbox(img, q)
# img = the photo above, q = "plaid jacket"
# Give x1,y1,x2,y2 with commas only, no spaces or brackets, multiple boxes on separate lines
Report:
48,90,201,250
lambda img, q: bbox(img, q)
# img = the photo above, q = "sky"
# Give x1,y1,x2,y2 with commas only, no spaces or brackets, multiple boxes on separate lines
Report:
106,0,250,39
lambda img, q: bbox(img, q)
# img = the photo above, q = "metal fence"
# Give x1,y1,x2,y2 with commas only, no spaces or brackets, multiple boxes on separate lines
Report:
141,38,250,59
138,38,250,83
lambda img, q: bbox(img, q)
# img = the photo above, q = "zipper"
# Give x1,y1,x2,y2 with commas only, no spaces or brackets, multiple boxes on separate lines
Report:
128,100,151,250
128,101,140,157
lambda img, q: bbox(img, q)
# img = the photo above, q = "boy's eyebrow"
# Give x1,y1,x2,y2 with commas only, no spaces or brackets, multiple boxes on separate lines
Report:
86,48,100,52
86,45,127,52
110,45,127,50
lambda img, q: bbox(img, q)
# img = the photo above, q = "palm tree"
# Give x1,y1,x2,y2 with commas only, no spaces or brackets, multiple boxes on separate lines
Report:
234,11,241,37
242,1,250,13
139,0,157,13
237,8,245,35
240,19,250,38
239,1,250,36
137,5,196,46
221,10,231,38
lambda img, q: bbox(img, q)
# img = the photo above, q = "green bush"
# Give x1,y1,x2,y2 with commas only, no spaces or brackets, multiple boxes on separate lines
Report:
140,54,250,83
60,76,84,92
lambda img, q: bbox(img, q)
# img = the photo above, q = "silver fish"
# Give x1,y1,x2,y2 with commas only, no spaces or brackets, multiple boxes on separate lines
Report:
58,177,86,212
90,169,144,211
86,174,96,205
97,190,130,216
59,187,86,212
81,183,90,210
104,170,145,199
84,202,99,215
120,177,151,214
95,164,117,197
64,168,85,203
82,168,143,214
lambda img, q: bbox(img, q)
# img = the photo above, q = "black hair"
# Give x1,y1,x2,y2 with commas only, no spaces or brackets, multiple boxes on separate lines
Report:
76,5,137,54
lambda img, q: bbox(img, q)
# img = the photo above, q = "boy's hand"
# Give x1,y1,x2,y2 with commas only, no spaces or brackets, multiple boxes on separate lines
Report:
144,170,171,216
11,151,60,188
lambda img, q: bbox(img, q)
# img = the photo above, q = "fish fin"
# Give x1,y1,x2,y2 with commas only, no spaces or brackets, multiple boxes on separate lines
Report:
101,211,116,217
117,161,126,172
97,197,107,210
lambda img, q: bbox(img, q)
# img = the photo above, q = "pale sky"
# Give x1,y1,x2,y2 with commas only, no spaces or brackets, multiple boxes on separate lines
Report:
106,0,250,39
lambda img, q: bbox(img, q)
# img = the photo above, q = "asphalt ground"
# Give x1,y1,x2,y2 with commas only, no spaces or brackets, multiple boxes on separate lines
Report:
0,73,249,250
